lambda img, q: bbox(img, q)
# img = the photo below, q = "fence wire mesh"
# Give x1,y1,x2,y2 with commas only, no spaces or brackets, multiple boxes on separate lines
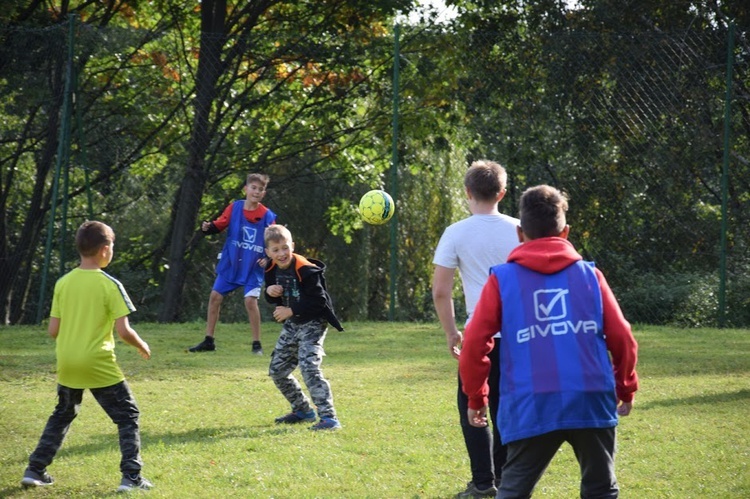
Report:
1,17,748,327
396,25,749,327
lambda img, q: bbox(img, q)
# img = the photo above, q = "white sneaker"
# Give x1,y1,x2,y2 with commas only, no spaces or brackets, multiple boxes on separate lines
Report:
117,474,153,492
20,468,54,487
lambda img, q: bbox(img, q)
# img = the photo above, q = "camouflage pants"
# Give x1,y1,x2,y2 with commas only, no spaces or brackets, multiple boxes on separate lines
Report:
269,319,336,419
28,380,142,475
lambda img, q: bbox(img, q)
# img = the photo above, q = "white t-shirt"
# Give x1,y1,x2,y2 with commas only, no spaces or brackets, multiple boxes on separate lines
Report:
433,213,520,324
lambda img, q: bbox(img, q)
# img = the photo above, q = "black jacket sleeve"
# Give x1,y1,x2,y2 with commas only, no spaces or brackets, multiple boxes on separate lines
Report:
290,267,329,319
294,266,344,332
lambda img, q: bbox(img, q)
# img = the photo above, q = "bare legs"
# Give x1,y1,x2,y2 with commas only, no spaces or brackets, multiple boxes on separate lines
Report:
190,291,262,353
244,295,261,343
205,290,224,337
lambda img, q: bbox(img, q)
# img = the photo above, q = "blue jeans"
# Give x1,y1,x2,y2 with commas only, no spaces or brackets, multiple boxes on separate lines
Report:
28,380,143,475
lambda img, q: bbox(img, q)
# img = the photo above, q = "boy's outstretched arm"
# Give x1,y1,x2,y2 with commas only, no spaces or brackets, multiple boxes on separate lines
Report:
48,317,60,339
432,265,462,359
115,316,151,360
201,220,220,234
459,274,502,417
596,269,638,409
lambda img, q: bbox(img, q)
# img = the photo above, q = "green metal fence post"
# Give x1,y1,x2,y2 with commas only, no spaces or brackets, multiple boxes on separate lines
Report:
36,14,76,323
388,24,400,321
718,23,735,328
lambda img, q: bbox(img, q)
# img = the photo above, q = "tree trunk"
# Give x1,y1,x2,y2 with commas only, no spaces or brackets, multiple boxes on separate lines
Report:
158,0,227,322
1,85,63,324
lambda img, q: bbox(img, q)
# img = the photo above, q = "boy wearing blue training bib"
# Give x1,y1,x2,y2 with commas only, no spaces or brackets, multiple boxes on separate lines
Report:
460,185,639,498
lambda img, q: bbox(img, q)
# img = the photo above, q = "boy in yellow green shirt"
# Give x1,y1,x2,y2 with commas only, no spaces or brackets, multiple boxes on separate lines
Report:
21,221,153,493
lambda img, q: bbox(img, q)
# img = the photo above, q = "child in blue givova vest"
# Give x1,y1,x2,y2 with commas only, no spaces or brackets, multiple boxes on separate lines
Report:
189,173,277,355
460,184,639,498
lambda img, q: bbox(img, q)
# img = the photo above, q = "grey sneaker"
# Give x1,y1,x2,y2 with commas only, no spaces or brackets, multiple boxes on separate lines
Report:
456,481,497,498
188,337,215,352
117,474,153,492
20,468,54,487
251,341,263,355
275,409,316,424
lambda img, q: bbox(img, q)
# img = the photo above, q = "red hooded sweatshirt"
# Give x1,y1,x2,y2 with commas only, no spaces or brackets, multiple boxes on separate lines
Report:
459,237,639,411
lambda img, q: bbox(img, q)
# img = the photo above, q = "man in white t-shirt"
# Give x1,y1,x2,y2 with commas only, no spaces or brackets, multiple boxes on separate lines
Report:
432,160,520,498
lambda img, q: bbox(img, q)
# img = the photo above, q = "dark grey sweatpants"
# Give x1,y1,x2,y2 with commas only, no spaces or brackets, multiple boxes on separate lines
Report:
499,427,619,499
28,380,143,476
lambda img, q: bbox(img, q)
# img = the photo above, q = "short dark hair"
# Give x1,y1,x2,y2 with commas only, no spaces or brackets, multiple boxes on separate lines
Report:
519,185,568,239
464,160,507,203
75,221,115,257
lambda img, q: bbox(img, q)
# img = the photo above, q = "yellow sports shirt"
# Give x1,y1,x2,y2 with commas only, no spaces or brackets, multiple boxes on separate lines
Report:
50,268,136,389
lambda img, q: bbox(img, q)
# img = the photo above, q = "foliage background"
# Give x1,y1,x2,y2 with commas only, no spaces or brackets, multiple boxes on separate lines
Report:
1,1,749,327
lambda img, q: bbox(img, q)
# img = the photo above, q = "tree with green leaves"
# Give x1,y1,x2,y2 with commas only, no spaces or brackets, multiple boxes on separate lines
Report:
0,2,184,324
157,0,418,321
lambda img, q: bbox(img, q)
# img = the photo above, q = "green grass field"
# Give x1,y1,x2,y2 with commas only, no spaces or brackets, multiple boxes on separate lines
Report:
0,322,748,498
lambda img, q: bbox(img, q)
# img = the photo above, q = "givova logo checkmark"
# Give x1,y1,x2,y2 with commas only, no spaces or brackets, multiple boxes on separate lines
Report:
242,226,257,243
534,288,569,321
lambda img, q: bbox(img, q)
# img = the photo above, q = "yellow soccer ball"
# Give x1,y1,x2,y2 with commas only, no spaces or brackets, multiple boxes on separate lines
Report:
359,189,395,225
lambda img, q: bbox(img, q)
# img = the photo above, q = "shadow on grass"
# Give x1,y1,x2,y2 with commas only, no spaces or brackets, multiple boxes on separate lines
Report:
0,486,24,498
88,425,293,457
639,388,750,409
143,424,293,445
5,425,292,481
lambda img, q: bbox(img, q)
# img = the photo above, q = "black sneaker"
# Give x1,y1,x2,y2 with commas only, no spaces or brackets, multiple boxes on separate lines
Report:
456,481,497,498
117,473,153,492
274,409,316,424
20,467,54,487
251,341,263,355
310,417,342,431
188,336,215,352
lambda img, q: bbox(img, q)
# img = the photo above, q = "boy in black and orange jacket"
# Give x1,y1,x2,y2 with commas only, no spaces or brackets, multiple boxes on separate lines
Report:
263,225,344,431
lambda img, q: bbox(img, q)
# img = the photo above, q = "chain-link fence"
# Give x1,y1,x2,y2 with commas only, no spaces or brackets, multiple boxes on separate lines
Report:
1,20,190,325
394,23,749,327
1,14,748,327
